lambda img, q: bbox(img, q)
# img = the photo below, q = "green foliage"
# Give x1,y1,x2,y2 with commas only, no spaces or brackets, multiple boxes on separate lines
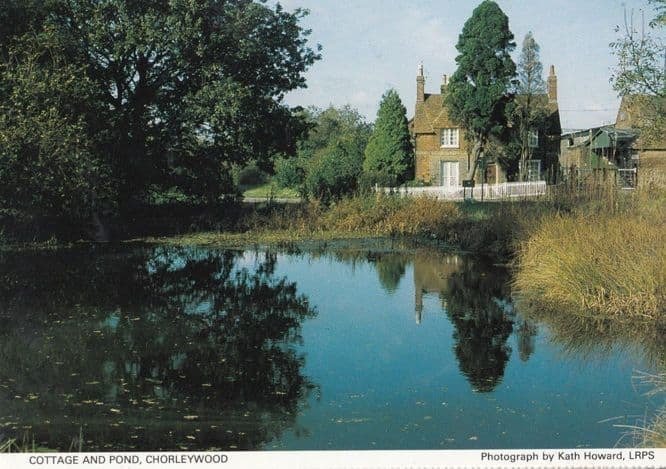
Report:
445,0,516,180
0,0,319,235
274,156,305,191
297,106,372,202
0,32,114,228
305,143,363,204
363,89,413,185
236,162,269,187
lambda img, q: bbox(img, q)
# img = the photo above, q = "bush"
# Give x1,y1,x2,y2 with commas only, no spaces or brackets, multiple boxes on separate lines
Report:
236,162,268,187
358,170,398,192
304,144,362,204
274,156,304,189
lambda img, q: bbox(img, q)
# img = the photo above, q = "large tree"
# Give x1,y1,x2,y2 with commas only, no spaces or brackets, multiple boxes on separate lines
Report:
0,31,114,233
444,0,516,181
362,89,413,186
301,106,372,202
513,32,550,181
0,0,320,227
610,0,665,144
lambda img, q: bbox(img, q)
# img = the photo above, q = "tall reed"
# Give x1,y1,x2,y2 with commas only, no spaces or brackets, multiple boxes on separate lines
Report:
514,171,666,325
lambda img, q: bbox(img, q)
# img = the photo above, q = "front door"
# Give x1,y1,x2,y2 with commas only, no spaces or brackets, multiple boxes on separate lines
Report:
440,161,459,188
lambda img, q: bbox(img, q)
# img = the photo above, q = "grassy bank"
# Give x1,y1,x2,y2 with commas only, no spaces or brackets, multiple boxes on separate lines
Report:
513,174,666,448
514,173,666,328
145,194,548,261
514,211,665,325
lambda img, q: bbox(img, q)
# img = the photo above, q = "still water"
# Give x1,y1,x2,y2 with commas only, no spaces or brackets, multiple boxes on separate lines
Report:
0,243,663,450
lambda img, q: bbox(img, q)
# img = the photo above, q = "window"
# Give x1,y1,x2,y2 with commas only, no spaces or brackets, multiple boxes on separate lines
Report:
440,161,459,187
528,130,539,148
526,160,541,181
440,128,459,148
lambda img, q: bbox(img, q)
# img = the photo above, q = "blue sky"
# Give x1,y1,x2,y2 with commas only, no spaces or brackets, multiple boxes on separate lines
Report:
276,0,662,130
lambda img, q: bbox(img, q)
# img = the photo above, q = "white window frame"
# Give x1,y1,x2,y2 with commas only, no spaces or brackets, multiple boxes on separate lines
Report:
440,161,460,188
440,128,459,148
526,159,541,181
528,129,539,148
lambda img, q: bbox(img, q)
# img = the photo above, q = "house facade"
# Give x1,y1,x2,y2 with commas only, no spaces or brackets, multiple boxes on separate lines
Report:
410,64,561,186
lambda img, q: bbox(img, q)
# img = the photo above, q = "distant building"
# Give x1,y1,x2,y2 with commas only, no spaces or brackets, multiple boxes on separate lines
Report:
409,64,561,186
615,95,666,172
559,95,665,180
560,126,638,171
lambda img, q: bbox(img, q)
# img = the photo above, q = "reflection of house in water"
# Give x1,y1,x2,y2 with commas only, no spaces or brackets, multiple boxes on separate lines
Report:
413,253,462,324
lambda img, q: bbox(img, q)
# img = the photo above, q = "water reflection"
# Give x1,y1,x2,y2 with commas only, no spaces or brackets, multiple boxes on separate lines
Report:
0,246,316,451
516,298,666,369
371,249,517,392
443,261,515,392
373,254,409,294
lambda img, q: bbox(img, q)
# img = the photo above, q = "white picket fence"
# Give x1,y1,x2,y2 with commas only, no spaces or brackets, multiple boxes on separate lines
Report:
376,181,548,201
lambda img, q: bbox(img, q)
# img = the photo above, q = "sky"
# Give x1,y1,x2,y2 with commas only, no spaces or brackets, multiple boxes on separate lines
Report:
275,0,662,131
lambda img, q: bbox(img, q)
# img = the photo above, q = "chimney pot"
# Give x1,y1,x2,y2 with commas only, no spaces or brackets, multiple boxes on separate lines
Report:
547,65,558,103
417,63,425,103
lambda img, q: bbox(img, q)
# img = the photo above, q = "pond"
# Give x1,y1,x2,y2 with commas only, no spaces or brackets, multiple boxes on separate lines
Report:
0,242,663,451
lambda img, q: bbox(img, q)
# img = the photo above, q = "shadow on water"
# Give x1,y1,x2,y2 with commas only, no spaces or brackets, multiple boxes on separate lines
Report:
0,245,316,451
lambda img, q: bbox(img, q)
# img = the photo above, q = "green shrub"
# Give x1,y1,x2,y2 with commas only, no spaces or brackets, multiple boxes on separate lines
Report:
236,162,268,187
358,170,398,191
274,156,305,190
304,144,362,204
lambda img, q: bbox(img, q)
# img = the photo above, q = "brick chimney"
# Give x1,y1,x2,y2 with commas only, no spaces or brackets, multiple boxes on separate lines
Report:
440,74,448,94
547,65,557,103
417,63,425,103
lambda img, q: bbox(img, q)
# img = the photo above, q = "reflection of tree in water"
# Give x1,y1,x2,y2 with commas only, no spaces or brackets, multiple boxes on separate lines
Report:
372,253,409,293
443,260,514,392
516,319,538,362
0,246,316,451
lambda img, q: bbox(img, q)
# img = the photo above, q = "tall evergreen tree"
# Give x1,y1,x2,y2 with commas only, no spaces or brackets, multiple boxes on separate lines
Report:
513,32,549,181
444,0,516,181
363,89,413,185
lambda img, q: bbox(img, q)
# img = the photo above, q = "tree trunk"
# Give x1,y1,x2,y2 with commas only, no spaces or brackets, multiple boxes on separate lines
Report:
467,138,484,181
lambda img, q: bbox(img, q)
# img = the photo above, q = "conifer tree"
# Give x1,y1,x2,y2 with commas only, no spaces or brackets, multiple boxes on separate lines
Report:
363,89,413,185
514,32,549,181
445,0,516,181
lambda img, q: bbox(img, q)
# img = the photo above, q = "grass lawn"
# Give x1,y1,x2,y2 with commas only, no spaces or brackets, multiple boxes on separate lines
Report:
242,182,300,199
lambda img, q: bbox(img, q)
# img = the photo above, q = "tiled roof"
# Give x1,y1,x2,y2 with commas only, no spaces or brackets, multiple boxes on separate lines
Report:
413,92,560,135
413,93,458,134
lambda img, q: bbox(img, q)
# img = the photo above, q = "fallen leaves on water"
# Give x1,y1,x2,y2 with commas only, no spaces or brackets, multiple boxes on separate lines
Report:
183,415,199,421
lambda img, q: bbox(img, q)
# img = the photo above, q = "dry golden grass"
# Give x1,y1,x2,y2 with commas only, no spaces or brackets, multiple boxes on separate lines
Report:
514,169,666,325
200,195,463,241
645,412,666,448
626,371,666,448
514,211,665,323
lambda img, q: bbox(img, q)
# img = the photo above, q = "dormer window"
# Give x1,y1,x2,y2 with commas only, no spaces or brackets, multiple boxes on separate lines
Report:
528,130,539,148
440,128,459,148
